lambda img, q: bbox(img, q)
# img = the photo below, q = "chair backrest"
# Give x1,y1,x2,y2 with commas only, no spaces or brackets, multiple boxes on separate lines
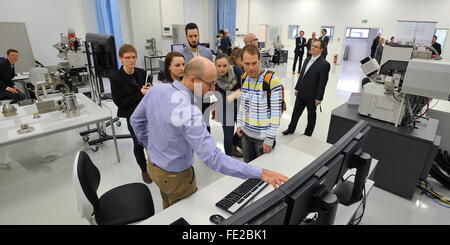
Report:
72,151,101,219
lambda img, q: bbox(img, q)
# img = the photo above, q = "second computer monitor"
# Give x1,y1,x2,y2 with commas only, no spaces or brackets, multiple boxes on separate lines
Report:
279,120,370,225
258,42,266,49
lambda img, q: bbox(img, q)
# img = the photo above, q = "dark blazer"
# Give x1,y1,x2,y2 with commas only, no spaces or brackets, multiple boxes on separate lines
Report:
306,38,317,56
319,35,330,56
294,36,306,54
110,66,149,118
295,56,331,101
0,58,16,91
370,37,379,58
220,36,232,56
432,42,442,56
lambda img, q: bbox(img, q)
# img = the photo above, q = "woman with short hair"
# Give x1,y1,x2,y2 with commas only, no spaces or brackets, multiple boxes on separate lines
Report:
110,44,152,183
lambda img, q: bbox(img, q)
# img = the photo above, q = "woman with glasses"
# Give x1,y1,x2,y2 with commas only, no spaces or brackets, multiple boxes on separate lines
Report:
213,53,244,157
110,44,153,184
163,51,185,83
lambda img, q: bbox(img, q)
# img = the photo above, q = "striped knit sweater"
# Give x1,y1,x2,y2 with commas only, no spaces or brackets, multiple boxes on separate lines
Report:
237,70,282,147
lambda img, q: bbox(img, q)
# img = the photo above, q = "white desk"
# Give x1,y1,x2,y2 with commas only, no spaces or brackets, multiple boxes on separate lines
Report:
141,144,320,225
141,135,379,225
0,93,120,162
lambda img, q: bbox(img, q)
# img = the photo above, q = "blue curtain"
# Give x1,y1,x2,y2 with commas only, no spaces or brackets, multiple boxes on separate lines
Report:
215,0,237,41
95,0,123,66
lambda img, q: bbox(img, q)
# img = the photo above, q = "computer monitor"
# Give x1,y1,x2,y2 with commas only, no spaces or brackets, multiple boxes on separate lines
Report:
220,189,288,225
221,120,371,225
171,43,185,53
258,42,266,49
85,33,118,78
279,120,371,225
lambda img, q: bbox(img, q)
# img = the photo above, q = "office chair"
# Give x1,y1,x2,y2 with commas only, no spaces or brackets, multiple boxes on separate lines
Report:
72,151,155,225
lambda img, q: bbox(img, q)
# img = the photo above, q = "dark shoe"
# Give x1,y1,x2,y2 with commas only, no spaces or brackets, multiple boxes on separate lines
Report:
303,132,312,137
282,129,294,135
142,171,152,184
231,145,243,158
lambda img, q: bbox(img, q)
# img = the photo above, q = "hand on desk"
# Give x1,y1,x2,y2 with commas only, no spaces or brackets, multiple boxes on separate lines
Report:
262,169,288,188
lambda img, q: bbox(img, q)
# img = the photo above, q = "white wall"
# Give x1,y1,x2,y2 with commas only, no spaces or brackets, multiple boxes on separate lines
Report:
345,38,369,62
240,0,450,62
236,0,249,36
81,0,98,34
0,0,87,66
128,0,216,68
119,0,134,44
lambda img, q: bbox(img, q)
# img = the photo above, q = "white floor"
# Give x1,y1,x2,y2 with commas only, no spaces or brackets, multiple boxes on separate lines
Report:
1,59,450,225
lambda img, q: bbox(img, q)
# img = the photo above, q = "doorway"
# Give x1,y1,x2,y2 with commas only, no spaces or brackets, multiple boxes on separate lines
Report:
338,27,381,94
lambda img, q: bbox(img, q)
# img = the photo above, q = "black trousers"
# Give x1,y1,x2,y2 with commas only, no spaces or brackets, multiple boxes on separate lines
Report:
287,97,317,136
292,52,304,72
0,90,26,103
126,117,147,173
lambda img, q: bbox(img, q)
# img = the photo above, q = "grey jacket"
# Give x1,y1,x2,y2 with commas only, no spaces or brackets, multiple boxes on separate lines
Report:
179,45,214,63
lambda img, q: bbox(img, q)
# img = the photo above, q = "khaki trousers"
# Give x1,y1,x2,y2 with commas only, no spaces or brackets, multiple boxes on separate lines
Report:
145,150,197,209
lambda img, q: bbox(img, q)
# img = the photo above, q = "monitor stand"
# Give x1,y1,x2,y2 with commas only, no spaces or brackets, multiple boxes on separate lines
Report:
332,152,372,206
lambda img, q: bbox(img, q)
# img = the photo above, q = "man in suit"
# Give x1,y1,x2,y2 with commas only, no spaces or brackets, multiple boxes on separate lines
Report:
370,33,381,58
219,29,232,56
431,35,442,56
0,49,26,103
293,30,306,74
319,29,330,59
306,32,317,58
282,39,330,136
110,44,153,184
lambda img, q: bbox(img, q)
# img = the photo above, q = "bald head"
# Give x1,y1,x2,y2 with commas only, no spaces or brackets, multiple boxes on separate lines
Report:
244,33,258,47
184,56,215,79
182,57,217,96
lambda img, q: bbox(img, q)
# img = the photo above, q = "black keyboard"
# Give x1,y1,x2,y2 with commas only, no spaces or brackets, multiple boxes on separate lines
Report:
215,178,268,214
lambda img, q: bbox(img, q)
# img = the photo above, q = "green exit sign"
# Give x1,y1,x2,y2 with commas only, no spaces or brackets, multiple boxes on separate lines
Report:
362,19,368,23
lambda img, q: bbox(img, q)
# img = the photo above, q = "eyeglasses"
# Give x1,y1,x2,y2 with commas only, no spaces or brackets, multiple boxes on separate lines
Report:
312,45,321,49
122,55,137,60
252,38,259,42
196,77,216,89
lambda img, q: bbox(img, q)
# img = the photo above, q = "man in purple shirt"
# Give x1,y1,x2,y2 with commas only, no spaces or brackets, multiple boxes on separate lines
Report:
131,57,288,209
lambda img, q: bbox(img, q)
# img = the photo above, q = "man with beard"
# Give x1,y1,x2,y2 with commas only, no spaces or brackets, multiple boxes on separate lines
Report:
180,23,213,62
179,23,214,132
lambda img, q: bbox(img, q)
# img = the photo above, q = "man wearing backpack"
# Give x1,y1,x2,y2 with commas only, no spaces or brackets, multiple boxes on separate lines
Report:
282,39,330,137
236,45,285,163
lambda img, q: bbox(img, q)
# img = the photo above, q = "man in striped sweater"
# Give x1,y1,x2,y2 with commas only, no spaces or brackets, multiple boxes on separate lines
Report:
236,46,283,163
